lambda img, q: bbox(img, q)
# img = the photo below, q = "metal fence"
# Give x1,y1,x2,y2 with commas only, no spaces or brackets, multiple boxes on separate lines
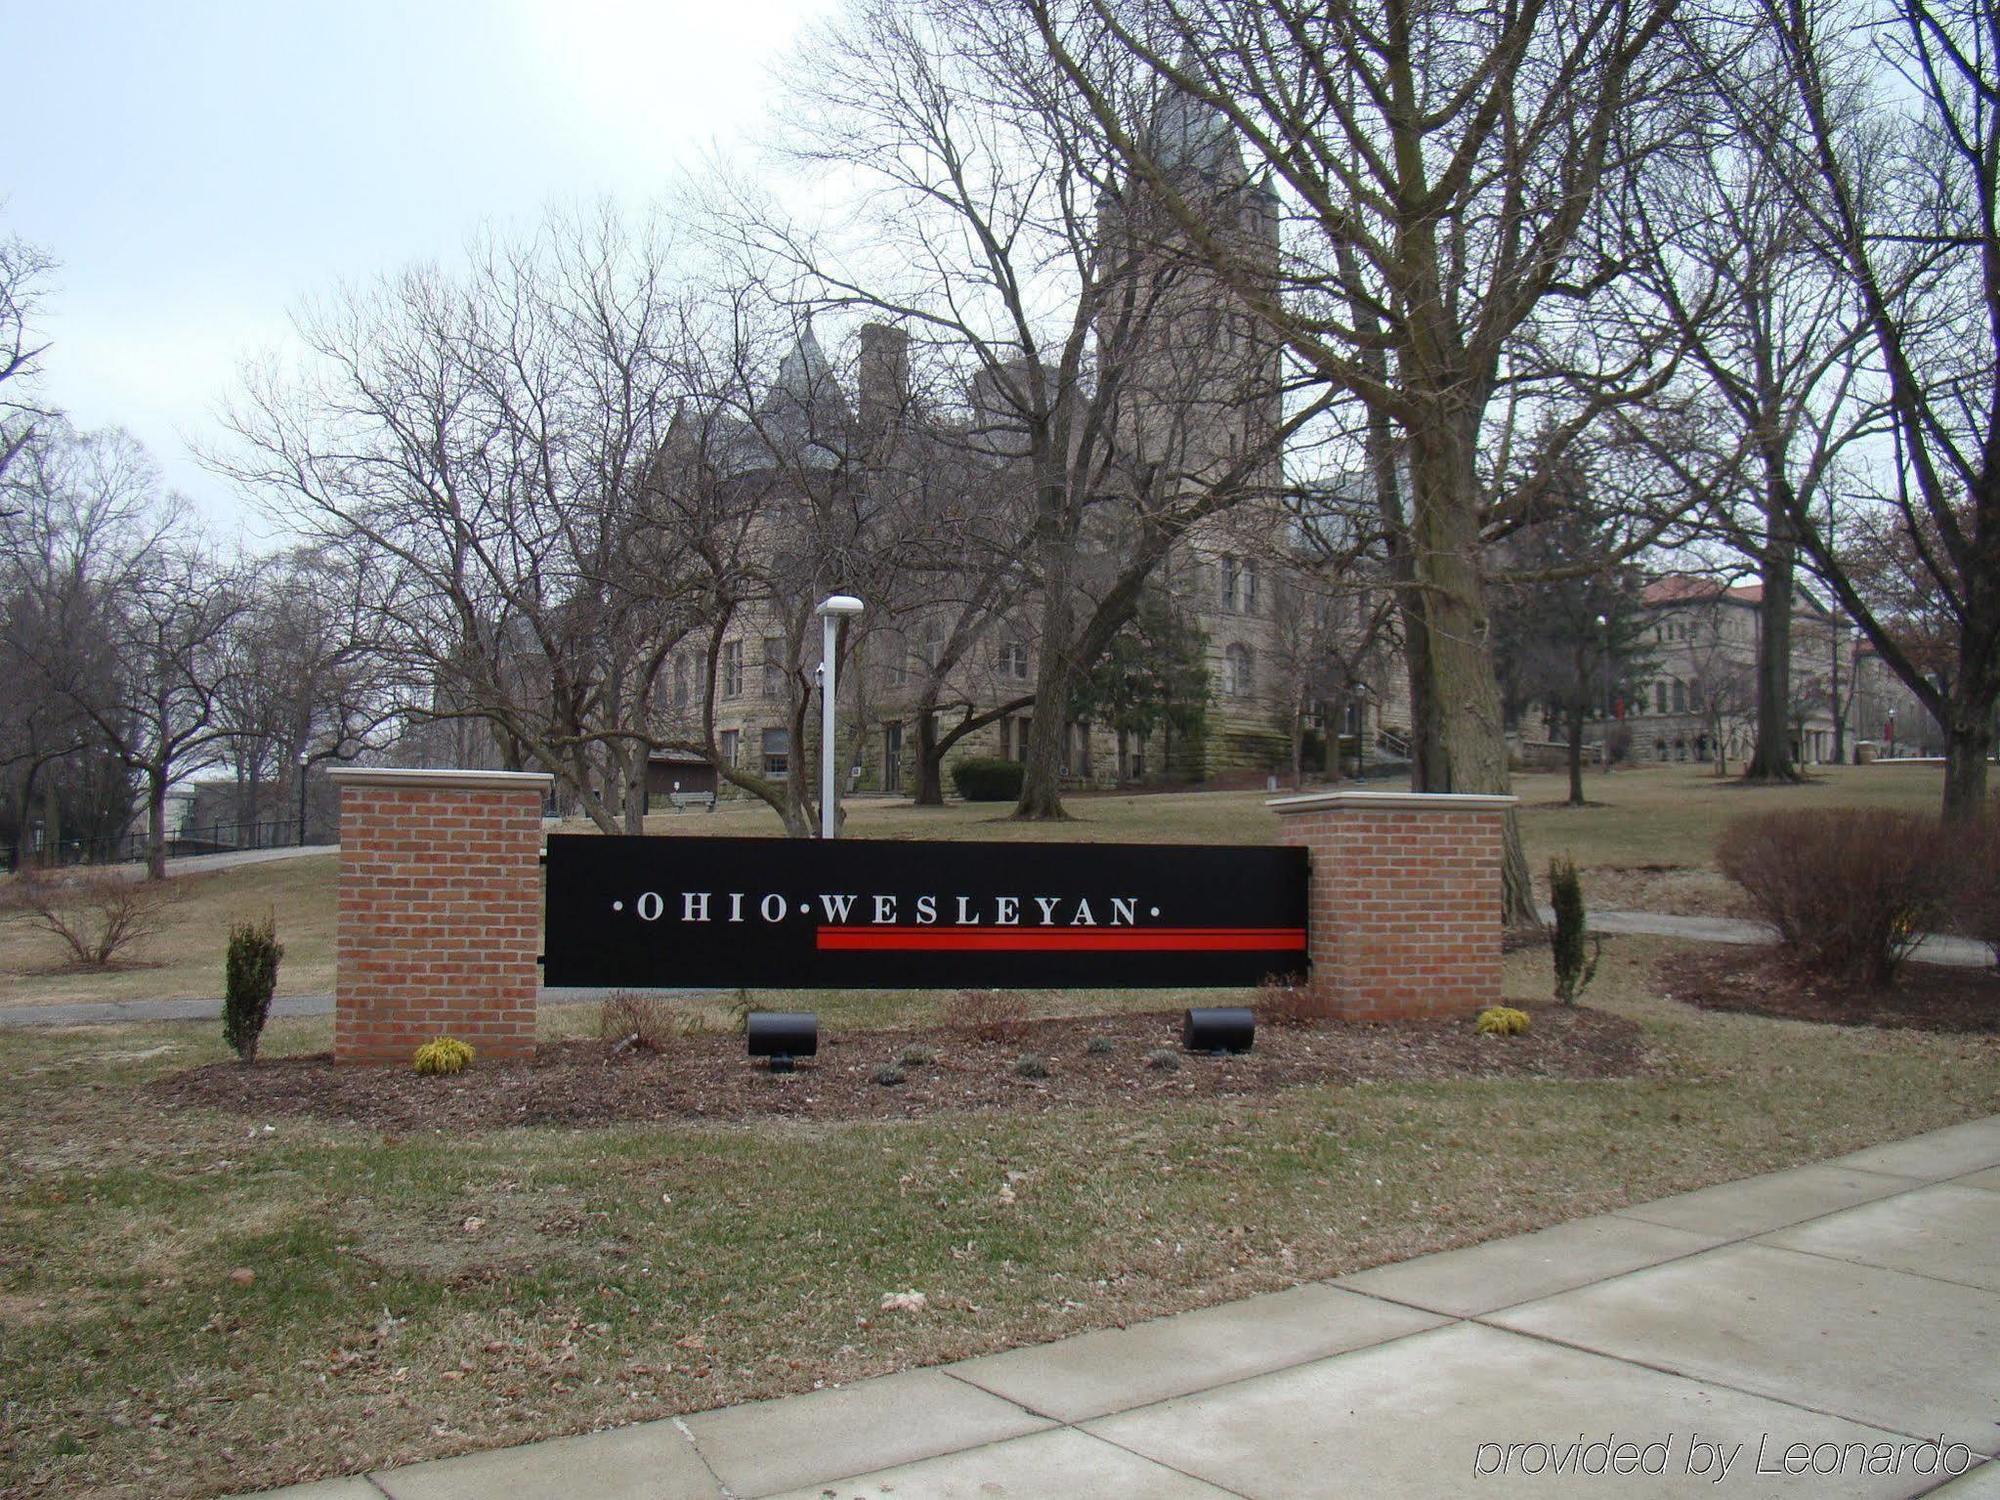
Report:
5,818,335,872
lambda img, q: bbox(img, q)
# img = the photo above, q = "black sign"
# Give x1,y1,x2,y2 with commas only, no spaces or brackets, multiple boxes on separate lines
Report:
543,835,1308,990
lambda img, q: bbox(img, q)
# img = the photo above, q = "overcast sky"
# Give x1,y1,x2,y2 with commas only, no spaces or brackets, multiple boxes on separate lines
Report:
7,0,832,539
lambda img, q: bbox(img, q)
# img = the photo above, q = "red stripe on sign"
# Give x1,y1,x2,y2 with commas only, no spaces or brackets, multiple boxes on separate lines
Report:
815,926,1307,952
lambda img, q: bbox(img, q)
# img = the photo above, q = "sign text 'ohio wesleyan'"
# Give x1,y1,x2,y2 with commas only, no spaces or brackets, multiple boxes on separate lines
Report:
543,835,1308,989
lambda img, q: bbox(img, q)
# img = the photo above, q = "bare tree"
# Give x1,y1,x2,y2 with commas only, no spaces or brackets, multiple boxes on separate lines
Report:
1029,0,1695,920
1757,0,2000,818
1620,30,1874,784
749,0,1315,820
219,207,721,833
0,227,56,487
0,425,217,878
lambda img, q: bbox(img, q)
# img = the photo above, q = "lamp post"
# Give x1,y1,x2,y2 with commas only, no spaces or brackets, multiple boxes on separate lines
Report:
296,750,310,847
1887,706,1897,759
1595,613,1611,766
816,594,865,839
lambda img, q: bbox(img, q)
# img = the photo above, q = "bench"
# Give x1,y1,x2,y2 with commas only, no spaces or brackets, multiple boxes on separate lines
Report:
668,790,717,813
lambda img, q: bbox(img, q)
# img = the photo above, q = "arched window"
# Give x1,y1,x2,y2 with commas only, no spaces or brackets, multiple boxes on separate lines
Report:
1225,643,1254,697
1672,679,1687,713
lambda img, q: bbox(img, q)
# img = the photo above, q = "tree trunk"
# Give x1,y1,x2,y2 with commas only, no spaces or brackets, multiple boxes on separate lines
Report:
1405,411,1538,929
1746,473,1801,782
1014,504,1075,821
1941,708,1994,822
1567,714,1585,807
622,748,647,835
1290,703,1306,789
914,712,944,807
145,767,169,882
12,760,37,870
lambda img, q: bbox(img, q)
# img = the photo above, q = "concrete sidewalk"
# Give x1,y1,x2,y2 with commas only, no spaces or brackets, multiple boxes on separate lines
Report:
240,1116,2000,1499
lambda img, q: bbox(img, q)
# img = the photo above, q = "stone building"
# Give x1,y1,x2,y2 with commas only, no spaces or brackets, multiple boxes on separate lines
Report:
648,83,1395,803
1607,574,1844,766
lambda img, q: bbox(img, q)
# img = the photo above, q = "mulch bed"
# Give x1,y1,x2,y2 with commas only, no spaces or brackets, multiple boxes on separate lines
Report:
1658,948,1999,1033
153,1005,1647,1131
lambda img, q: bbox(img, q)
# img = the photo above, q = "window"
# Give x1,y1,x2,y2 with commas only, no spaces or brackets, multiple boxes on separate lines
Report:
883,721,903,794
1221,555,1242,611
1225,642,1254,697
719,729,739,766
1655,681,1667,714
1000,640,1030,679
920,618,944,670
1243,560,1260,615
762,727,790,778
672,654,689,711
721,640,743,698
1672,679,1686,713
1016,715,1032,762
762,636,785,698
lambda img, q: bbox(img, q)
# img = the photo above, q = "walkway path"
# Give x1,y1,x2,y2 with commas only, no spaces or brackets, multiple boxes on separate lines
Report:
1536,906,1994,968
0,988,679,1029
5,909,1986,1030
237,1114,2000,1498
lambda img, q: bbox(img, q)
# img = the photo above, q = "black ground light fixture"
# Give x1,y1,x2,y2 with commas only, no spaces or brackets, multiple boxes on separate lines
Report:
1183,1006,1255,1054
747,1011,819,1072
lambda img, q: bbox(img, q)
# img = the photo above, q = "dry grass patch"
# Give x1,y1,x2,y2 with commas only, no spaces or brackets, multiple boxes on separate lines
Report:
0,854,336,1008
3,936,1997,1498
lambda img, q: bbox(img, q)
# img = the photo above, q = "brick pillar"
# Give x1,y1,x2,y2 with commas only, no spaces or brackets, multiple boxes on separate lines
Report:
329,768,551,1064
1270,790,1516,1022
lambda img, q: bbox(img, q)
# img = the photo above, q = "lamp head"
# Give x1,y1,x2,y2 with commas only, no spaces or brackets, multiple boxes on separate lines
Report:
817,594,865,618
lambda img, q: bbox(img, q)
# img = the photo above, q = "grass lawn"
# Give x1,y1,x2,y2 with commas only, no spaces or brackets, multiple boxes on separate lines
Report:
0,855,338,1010
0,764,1954,1009
2,934,1995,1497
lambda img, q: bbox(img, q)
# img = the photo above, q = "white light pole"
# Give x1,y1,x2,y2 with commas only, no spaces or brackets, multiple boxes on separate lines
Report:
816,594,865,839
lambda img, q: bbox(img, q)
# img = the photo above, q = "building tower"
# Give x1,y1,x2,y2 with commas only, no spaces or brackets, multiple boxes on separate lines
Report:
1096,71,1291,777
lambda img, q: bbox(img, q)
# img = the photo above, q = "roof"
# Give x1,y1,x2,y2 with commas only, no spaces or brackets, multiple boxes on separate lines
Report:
1642,575,1762,607
1146,51,1255,187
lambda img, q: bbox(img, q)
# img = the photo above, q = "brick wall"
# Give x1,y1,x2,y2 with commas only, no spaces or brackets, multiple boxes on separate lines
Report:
329,768,551,1064
1271,790,1514,1022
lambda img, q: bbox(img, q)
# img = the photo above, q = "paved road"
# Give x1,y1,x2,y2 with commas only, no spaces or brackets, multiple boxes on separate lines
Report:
88,843,338,880
0,988,700,1029
236,1115,2000,1498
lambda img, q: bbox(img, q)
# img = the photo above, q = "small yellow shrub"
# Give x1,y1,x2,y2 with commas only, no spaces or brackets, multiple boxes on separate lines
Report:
1475,1006,1531,1037
413,1036,475,1075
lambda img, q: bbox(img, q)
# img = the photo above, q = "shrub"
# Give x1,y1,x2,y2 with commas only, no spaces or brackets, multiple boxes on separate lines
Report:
873,1063,906,1086
413,1037,475,1075
222,913,284,1063
896,1044,935,1068
1144,1047,1180,1072
1085,1035,1114,1055
1717,808,1951,985
1257,974,1318,1026
1549,856,1601,1005
598,991,680,1053
1013,1052,1050,1079
1476,1005,1531,1037
8,868,178,970
943,989,1029,1042
950,757,1025,802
